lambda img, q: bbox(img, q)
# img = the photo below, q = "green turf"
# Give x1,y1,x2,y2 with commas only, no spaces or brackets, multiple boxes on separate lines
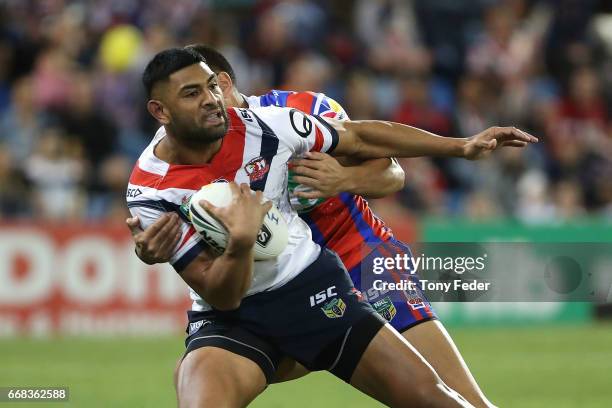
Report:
1,324,611,407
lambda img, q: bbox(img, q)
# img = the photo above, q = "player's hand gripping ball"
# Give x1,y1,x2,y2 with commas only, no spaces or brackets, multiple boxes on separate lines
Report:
189,183,288,260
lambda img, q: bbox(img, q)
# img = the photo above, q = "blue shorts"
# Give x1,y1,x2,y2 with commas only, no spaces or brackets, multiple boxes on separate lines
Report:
185,248,385,384
348,238,437,332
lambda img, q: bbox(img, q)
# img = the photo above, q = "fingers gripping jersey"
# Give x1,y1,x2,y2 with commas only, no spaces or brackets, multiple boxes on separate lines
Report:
126,107,339,312
246,90,393,271
246,90,348,212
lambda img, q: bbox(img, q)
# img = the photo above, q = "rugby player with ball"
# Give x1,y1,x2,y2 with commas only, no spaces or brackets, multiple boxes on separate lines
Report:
127,47,536,407
129,45,533,408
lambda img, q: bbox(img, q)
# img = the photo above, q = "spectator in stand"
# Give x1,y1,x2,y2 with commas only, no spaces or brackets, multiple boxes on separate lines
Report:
546,66,610,211
0,0,608,221
0,144,31,218
391,73,451,136
0,76,44,162
354,0,431,74
23,126,86,221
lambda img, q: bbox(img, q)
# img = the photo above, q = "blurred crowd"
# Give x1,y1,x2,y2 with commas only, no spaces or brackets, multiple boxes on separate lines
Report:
0,0,611,223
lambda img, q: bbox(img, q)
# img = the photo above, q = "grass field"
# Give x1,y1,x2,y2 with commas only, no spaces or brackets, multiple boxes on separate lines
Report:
1,324,611,407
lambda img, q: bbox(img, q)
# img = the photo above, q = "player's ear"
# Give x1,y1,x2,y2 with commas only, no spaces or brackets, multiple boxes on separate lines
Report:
217,72,234,96
147,99,171,125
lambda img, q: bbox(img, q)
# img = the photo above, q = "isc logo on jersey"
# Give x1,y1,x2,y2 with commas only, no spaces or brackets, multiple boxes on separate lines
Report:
188,183,288,260
309,285,346,318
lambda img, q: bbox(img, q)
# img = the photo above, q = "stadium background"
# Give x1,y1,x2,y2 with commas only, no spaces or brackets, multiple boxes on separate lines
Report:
0,0,611,407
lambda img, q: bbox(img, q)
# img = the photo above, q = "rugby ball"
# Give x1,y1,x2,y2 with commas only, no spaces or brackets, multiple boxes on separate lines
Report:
189,183,288,260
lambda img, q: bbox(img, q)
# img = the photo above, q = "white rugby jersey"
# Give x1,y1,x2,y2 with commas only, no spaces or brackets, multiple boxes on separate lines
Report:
126,106,339,311
243,91,350,212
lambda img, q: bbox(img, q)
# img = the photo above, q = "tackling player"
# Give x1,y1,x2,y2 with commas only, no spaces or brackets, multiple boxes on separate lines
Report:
128,46,502,407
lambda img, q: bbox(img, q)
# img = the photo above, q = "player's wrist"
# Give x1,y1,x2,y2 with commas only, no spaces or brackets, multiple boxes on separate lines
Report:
225,234,256,256
455,138,471,158
337,167,355,193
134,245,153,265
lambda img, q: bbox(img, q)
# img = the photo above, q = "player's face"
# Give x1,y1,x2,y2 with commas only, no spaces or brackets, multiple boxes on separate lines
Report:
165,62,229,143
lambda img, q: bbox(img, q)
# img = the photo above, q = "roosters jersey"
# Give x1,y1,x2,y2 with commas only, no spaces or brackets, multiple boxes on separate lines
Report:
246,90,393,271
127,106,339,312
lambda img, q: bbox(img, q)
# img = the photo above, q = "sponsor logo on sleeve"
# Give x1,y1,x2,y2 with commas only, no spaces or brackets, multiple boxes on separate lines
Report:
126,188,142,198
289,109,313,138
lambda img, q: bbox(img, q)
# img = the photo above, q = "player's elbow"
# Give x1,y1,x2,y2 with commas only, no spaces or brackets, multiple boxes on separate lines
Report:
388,160,405,193
211,298,242,311
364,160,405,199
196,282,244,311
204,291,242,311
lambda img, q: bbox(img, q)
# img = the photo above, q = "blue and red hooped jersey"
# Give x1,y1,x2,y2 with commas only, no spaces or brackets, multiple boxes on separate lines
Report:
246,90,393,270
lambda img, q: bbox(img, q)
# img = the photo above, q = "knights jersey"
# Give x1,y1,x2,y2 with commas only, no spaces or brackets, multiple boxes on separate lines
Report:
245,90,349,121
127,106,339,311
246,90,393,271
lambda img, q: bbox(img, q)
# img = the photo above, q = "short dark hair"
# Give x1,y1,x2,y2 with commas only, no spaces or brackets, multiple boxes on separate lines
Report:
184,44,237,85
142,47,206,98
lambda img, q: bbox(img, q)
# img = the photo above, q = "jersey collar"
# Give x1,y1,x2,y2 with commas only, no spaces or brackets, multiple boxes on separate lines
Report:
242,93,261,109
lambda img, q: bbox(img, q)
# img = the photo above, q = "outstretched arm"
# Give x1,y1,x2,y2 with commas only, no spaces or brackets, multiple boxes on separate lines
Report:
325,120,538,160
291,153,404,200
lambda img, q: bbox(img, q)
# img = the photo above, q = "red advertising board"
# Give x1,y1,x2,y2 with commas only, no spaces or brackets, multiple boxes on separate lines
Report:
0,223,191,336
